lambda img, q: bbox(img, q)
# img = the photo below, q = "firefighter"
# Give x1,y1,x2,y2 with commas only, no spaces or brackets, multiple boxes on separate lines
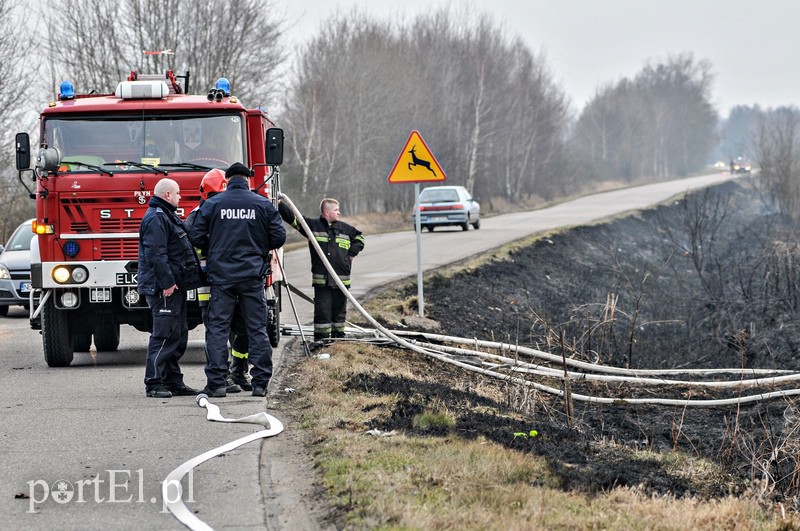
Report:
138,178,204,398
278,198,365,343
189,163,286,397
228,311,252,390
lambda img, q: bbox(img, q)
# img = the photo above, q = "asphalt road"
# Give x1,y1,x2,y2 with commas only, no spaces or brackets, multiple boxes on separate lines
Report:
2,171,735,530
283,171,737,303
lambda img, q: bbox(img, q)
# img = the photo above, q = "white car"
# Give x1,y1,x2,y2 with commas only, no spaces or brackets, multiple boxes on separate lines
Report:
413,185,481,232
0,219,35,316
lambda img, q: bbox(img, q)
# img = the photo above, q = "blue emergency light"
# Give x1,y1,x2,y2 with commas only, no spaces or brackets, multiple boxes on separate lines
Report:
215,77,231,96
63,240,80,258
59,80,75,100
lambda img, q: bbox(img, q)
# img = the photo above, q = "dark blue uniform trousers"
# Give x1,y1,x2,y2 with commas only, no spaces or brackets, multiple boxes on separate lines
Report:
205,280,272,390
144,290,188,388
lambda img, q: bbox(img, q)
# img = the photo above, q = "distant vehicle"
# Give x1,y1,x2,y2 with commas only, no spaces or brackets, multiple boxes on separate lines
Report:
731,157,752,174
0,219,35,316
713,161,727,170
413,185,480,232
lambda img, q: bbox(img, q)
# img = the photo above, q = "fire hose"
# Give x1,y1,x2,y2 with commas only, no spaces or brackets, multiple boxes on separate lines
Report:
279,194,800,407
162,394,283,530
164,192,800,529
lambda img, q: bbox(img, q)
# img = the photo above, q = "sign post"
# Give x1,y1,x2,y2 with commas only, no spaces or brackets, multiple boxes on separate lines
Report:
413,182,422,315
387,130,446,317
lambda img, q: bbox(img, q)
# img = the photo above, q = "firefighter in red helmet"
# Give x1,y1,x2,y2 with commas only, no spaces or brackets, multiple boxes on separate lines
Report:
199,168,227,200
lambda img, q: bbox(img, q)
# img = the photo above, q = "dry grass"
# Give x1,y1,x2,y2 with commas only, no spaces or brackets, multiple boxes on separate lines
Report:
288,176,800,528
282,210,409,251
289,341,800,530
344,210,409,235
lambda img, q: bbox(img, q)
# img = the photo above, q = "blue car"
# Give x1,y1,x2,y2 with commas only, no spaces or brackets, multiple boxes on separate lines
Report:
0,219,35,316
413,185,481,232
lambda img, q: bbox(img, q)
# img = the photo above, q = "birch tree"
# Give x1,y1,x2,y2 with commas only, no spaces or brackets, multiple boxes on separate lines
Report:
281,8,569,215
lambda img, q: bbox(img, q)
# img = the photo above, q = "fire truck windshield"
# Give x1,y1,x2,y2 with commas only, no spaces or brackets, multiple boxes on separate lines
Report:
43,114,245,171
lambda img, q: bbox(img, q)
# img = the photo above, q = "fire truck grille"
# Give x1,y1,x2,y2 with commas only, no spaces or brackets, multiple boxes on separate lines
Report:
99,219,142,232
71,222,90,233
99,239,139,260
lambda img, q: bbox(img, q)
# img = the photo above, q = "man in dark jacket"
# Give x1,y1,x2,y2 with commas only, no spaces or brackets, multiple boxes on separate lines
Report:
186,169,246,394
189,163,286,398
138,178,203,398
278,198,364,342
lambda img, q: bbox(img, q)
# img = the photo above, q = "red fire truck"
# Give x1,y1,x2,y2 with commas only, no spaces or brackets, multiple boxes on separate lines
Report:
14,71,285,367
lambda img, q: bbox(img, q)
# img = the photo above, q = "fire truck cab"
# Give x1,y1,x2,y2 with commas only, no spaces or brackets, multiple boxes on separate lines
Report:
15,72,285,367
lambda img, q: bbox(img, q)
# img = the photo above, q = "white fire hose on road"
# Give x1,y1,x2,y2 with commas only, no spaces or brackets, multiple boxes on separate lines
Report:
162,394,284,530
163,194,394,530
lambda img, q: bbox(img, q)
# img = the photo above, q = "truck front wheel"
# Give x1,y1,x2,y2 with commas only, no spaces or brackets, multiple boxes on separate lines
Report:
42,297,74,367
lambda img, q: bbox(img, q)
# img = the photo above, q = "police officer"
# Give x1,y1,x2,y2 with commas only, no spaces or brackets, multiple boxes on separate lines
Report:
186,169,245,394
189,163,286,397
278,198,365,343
138,178,203,398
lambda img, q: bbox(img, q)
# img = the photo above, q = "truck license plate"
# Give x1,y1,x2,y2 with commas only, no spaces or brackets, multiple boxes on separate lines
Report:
116,273,137,285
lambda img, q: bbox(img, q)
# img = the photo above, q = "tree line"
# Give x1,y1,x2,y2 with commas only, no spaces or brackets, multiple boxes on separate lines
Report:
3,1,792,239
571,54,717,182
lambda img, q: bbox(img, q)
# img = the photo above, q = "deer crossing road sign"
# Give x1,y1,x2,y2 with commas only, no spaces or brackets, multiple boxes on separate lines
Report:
387,130,446,184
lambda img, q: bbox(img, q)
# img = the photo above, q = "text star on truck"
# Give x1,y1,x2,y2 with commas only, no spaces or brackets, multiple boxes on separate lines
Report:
15,71,286,367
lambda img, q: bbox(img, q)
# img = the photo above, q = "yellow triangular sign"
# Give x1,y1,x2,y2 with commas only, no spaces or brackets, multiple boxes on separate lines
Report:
387,130,446,183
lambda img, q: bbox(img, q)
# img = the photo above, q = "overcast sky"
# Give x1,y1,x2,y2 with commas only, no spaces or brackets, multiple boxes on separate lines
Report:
283,0,798,116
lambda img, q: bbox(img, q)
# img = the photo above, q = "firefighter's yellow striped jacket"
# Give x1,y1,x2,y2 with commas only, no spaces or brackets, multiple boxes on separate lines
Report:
278,202,365,287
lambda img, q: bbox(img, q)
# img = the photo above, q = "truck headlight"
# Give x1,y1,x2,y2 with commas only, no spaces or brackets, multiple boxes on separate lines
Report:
53,266,71,283
52,265,89,284
71,267,88,283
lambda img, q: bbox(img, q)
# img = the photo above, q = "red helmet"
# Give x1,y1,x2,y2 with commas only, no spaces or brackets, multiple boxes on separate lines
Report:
199,168,227,200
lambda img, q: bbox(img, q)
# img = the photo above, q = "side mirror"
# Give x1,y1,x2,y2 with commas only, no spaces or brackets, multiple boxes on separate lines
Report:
15,132,30,170
265,128,284,166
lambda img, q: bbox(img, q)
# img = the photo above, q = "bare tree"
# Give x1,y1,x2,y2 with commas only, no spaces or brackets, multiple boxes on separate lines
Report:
39,0,287,103
0,0,35,240
572,53,717,184
41,0,129,94
175,0,287,103
281,8,569,215
755,107,800,218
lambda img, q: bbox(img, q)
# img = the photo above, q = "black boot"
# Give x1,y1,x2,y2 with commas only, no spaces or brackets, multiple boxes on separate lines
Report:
230,355,252,391
225,361,242,393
